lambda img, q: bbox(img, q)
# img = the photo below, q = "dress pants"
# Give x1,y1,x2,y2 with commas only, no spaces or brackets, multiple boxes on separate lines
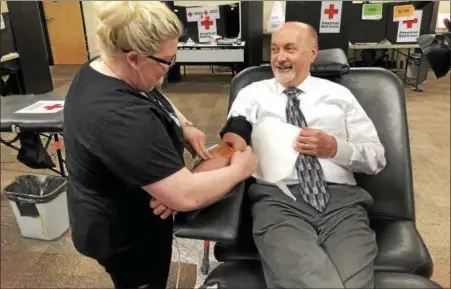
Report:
249,182,378,289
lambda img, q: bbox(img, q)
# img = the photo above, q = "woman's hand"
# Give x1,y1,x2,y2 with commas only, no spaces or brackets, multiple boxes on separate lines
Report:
191,141,235,173
150,198,177,219
183,126,214,160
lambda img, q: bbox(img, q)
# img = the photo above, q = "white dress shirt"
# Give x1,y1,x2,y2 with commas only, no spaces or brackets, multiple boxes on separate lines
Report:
227,74,386,191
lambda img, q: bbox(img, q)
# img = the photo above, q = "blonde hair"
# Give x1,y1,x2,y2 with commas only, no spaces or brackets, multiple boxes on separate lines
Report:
94,1,183,56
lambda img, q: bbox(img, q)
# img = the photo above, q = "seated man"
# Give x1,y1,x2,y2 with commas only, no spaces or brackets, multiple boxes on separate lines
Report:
215,22,386,288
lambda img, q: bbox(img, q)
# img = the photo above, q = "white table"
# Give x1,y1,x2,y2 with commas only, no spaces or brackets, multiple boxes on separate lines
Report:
349,41,425,91
176,42,245,64
175,42,245,77
349,42,419,50
1,52,23,95
348,40,419,72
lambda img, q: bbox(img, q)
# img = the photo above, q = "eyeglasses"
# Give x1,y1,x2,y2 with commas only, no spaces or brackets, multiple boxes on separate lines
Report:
122,49,176,67
147,55,176,67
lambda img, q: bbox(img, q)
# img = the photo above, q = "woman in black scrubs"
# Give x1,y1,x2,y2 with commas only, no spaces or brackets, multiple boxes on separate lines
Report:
63,2,257,288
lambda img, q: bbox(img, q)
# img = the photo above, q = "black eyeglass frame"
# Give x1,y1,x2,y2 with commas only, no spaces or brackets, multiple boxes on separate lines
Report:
122,49,176,67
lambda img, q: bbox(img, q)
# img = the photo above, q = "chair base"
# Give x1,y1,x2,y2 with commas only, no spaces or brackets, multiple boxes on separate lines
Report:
201,260,442,289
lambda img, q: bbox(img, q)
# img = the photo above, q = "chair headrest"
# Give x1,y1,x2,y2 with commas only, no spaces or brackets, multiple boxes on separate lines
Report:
260,48,350,78
310,48,350,77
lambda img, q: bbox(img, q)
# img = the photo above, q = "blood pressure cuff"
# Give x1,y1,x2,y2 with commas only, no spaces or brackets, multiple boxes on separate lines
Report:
219,116,253,145
17,132,55,169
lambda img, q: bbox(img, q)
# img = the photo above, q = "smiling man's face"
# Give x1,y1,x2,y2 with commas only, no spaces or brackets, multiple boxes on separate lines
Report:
270,22,318,87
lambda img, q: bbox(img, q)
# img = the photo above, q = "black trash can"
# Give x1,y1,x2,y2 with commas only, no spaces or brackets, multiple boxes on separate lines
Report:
3,174,69,240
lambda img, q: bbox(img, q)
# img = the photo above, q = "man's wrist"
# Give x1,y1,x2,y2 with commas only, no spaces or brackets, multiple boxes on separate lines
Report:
331,137,353,166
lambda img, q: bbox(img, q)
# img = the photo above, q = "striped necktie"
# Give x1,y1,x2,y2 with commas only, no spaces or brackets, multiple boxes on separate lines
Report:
284,87,330,212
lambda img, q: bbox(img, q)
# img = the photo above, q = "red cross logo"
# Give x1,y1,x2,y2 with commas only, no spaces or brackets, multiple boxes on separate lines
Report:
44,104,63,111
188,12,192,17
402,18,418,29
325,4,339,19
201,16,213,30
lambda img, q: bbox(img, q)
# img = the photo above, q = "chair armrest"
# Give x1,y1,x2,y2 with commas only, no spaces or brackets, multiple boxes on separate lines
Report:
371,219,433,278
173,181,246,244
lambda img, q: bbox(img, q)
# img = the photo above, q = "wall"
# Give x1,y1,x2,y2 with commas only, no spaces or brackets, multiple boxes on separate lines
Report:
173,1,288,35
438,1,450,14
81,1,100,58
437,1,450,31
174,1,238,7
174,0,242,37
1,0,15,56
76,0,451,60
1,1,8,12
82,1,244,56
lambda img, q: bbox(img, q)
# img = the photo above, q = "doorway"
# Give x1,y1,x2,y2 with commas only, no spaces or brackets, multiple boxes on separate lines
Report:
42,1,88,65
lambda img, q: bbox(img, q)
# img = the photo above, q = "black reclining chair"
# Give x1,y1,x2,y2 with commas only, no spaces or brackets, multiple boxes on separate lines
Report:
174,49,441,288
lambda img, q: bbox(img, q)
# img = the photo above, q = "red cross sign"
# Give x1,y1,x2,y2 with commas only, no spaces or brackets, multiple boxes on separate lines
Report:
402,18,418,29
201,16,213,30
44,104,64,111
188,12,192,17
325,4,339,19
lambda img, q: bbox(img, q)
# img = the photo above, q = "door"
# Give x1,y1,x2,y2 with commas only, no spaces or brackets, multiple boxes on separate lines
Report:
42,1,88,65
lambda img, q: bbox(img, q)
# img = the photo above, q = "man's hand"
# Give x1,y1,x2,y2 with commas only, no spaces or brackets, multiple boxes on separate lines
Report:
295,128,337,158
222,132,247,151
150,198,177,219
183,126,214,160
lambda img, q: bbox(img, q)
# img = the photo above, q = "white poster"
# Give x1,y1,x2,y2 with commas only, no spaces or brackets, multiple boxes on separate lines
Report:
186,6,220,22
197,15,217,42
396,10,422,43
319,1,343,33
15,101,65,114
267,1,285,33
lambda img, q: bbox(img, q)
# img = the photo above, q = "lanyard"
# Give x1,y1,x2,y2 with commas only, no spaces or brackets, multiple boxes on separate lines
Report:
145,90,181,127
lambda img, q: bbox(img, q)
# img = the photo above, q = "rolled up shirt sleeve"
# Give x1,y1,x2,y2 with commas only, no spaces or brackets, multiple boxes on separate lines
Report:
220,85,258,144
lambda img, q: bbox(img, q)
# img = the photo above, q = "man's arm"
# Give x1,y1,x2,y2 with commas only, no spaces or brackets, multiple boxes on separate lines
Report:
330,94,386,175
219,86,258,150
191,142,235,173
191,86,258,171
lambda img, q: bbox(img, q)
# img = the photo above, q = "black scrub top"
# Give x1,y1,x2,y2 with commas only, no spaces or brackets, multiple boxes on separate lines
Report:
63,60,185,262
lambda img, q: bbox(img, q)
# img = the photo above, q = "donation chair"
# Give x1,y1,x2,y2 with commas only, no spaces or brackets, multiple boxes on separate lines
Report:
174,49,441,288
